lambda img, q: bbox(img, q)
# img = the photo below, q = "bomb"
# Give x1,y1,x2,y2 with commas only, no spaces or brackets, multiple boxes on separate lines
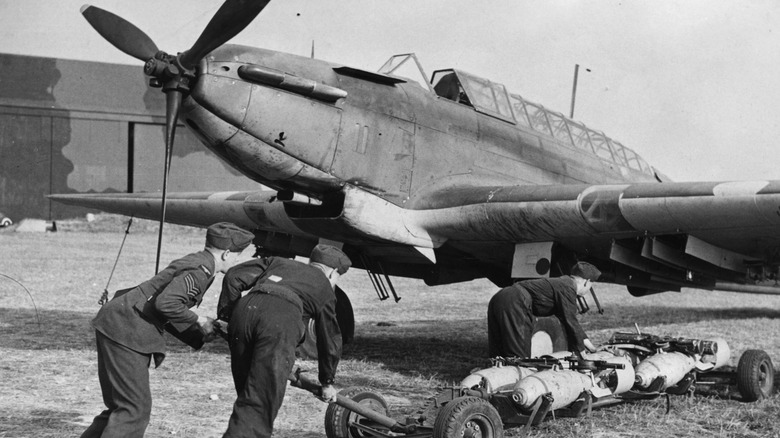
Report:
460,364,536,393
512,370,594,411
634,352,696,390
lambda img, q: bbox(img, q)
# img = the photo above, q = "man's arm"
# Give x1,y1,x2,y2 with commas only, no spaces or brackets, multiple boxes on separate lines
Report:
554,280,589,353
153,269,216,348
314,296,342,386
154,270,207,331
217,258,271,321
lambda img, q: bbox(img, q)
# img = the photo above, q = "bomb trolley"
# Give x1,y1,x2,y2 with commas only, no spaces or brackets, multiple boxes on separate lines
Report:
291,356,634,438
290,331,774,438
602,332,774,404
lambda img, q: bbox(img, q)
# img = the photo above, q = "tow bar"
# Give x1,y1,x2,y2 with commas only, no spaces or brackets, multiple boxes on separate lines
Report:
288,367,418,435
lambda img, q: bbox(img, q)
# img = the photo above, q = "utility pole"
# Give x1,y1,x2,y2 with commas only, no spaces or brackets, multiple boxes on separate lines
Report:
569,64,591,119
569,64,579,119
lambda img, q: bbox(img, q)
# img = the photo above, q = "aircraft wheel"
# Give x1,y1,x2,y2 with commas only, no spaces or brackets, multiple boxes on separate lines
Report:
531,316,569,356
324,387,388,438
0,217,11,227
335,286,355,344
433,396,503,438
297,286,354,359
736,349,775,402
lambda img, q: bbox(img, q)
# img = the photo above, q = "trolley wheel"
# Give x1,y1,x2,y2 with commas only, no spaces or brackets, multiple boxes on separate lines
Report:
433,396,504,438
736,349,775,402
325,387,389,438
0,217,11,227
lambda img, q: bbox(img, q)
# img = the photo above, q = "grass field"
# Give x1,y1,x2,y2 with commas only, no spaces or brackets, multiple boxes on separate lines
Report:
1,215,779,437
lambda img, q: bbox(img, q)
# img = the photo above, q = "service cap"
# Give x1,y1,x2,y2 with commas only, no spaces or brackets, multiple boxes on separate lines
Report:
570,261,601,281
205,222,254,252
310,244,352,274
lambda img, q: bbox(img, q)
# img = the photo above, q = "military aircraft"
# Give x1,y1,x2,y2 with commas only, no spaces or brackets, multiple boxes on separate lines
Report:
52,0,780,348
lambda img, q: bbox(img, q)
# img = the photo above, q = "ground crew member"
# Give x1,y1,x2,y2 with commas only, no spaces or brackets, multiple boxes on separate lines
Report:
217,244,351,438
80,222,254,438
487,261,602,359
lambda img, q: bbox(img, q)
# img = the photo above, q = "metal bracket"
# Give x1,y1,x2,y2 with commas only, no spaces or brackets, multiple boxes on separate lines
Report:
361,253,401,302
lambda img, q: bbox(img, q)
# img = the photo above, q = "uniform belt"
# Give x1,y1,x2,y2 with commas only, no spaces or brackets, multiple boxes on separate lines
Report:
253,284,303,312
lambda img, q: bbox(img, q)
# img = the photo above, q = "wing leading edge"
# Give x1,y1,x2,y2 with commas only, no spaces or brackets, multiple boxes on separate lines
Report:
48,191,308,237
405,180,780,293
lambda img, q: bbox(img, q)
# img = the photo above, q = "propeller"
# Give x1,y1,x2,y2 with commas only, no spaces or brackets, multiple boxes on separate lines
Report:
80,1,271,272
79,5,159,61
180,0,271,70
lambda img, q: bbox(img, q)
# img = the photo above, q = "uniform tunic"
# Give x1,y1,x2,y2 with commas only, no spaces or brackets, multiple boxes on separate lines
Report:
81,251,215,438
218,257,341,438
487,276,587,358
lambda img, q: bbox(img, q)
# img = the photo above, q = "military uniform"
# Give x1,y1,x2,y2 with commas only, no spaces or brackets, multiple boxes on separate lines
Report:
81,222,254,438
487,276,587,358
218,246,350,438
80,251,216,438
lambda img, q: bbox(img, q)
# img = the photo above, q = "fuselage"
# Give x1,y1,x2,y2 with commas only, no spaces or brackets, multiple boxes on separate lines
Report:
171,44,674,285
181,45,659,211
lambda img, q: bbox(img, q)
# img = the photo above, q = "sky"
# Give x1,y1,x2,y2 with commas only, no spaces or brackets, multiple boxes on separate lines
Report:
1,0,779,182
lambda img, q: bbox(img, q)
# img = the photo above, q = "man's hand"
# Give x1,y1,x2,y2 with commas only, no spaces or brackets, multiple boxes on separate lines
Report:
213,319,229,341
197,316,217,342
583,338,597,353
320,384,338,403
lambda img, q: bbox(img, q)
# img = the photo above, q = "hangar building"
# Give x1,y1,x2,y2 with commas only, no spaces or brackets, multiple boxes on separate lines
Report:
0,52,261,222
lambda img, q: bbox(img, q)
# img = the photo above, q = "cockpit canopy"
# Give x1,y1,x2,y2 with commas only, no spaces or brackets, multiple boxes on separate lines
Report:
377,55,654,177
429,68,654,177
432,70,513,122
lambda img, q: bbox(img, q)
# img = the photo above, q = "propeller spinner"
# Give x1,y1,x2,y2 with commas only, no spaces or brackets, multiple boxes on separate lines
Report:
80,1,270,272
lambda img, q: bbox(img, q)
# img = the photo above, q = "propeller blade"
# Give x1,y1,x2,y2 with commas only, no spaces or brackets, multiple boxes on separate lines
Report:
179,0,271,69
81,4,159,61
154,90,183,274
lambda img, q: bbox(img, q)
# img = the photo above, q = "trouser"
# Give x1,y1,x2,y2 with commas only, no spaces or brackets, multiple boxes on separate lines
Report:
487,285,534,358
223,293,305,438
81,331,152,438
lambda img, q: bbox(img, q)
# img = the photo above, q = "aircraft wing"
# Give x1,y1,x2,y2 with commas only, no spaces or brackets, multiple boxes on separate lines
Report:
50,180,780,294
49,191,314,238
404,180,780,293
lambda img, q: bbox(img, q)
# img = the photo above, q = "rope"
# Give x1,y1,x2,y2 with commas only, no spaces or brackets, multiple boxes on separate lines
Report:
100,216,134,306
0,273,42,331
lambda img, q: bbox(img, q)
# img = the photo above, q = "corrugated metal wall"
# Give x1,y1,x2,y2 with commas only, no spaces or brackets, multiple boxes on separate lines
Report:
0,53,259,221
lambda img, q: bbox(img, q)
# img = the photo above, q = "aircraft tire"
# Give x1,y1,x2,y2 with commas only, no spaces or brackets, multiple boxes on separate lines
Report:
432,396,504,438
531,316,569,356
297,286,355,359
736,349,775,402
335,286,355,344
324,387,388,438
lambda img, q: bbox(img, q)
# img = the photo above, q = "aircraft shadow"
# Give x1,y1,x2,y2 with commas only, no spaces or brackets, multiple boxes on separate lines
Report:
0,308,232,355
582,305,780,332
0,308,95,351
342,304,780,384
3,305,779,387
272,431,326,438
0,408,83,438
